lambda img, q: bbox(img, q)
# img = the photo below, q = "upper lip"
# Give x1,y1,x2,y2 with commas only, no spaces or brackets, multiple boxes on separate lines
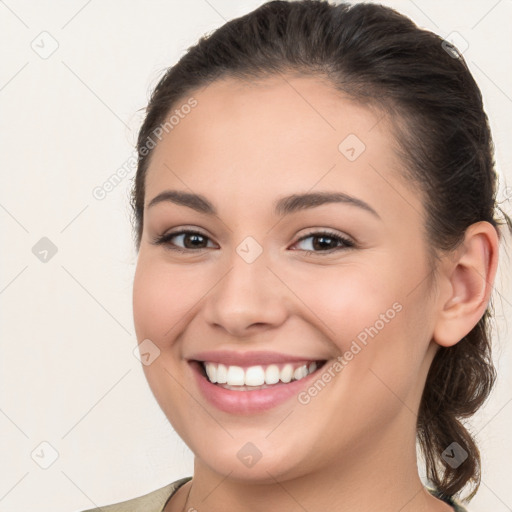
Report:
188,350,326,366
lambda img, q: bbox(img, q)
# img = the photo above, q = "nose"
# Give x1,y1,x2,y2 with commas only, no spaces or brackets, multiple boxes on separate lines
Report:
201,248,290,339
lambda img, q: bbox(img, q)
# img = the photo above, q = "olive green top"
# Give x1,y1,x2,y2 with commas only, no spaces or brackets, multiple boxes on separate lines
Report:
79,477,468,511
79,477,191,512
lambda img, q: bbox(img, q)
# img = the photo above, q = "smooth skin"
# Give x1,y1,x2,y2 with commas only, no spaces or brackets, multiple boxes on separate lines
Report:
132,75,499,512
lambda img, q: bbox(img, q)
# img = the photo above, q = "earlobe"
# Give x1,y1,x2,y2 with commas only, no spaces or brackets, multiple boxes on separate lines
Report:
433,221,499,348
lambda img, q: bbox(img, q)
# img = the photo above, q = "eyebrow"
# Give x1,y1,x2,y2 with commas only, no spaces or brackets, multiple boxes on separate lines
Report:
147,190,380,219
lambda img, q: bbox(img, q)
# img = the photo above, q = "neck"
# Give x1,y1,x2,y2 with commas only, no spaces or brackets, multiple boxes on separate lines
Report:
168,412,452,512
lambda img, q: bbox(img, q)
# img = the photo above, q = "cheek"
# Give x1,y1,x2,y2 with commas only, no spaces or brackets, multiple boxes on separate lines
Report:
289,259,431,399
132,257,205,432
285,261,405,350
132,256,206,347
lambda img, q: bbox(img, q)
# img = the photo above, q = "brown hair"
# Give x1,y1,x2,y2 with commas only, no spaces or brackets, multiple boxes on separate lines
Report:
131,0,511,501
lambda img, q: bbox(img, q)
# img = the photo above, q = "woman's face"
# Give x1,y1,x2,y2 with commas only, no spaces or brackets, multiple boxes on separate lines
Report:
133,75,441,482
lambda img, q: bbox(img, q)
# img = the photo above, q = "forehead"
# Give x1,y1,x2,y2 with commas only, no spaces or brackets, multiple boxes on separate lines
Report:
144,74,423,225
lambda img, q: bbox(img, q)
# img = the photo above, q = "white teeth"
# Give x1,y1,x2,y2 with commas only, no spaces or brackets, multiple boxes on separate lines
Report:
205,362,217,383
203,361,321,387
280,364,294,383
216,363,228,384
244,366,265,386
226,365,245,386
265,364,280,385
293,365,308,381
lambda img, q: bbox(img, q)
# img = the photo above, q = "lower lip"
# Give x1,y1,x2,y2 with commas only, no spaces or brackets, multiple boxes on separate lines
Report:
190,361,326,414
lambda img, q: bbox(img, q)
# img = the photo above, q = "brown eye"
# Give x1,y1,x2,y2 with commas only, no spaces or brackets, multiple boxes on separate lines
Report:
179,233,209,249
152,230,217,252
292,231,354,253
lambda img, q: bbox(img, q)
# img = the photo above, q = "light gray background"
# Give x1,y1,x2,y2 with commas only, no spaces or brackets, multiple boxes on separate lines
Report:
1,1,511,511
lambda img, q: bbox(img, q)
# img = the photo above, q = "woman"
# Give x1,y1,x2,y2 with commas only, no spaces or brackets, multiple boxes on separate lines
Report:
82,1,510,510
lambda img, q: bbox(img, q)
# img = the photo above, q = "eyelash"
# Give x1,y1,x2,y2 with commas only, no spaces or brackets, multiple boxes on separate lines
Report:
151,229,355,254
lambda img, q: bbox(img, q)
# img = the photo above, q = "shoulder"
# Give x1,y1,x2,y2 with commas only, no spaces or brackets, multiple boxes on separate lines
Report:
78,476,192,512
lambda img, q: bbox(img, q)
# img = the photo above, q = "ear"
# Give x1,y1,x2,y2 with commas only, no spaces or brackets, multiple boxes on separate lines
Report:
433,221,499,348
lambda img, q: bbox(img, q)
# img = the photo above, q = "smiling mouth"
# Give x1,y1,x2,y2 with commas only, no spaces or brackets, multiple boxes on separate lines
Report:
197,360,327,391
